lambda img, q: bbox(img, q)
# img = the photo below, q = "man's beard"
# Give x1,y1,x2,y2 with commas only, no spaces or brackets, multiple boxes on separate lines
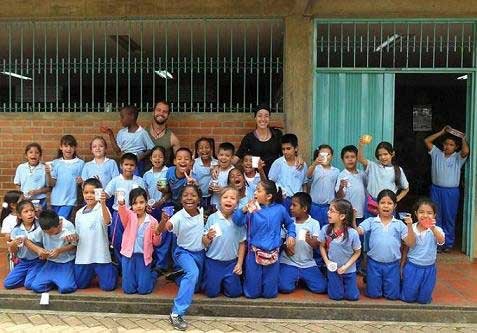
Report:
154,116,167,125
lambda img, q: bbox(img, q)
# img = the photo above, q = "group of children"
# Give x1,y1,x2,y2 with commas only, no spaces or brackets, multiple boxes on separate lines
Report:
0,105,468,331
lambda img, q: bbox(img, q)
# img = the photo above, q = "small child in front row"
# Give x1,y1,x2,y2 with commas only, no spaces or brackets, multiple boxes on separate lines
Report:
157,184,205,331
203,187,246,298
401,198,445,304
354,190,415,300
74,178,117,291
26,210,78,294
319,199,361,301
0,190,23,235
209,142,235,209
232,180,296,299
118,187,162,294
191,137,217,209
278,192,326,294
4,200,43,290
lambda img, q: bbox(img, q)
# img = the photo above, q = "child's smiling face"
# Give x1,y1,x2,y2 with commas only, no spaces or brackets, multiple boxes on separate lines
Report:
151,149,165,169
91,138,106,159
26,146,41,166
228,168,245,191
181,186,200,213
174,150,192,174
60,144,75,160
83,184,98,208
197,140,212,161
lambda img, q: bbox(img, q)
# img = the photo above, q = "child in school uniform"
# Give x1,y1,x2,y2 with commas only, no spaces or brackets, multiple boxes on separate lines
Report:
143,145,169,216
166,148,196,204
46,135,85,220
268,134,308,212
278,192,326,294
401,198,445,304
232,180,296,299
1,191,23,235
74,178,117,291
307,144,340,227
14,143,49,208
209,142,235,209
203,187,246,298
242,152,266,195
81,136,120,188
118,187,162,294
157,184,205,331
4,200,43,289
424,126,469,252
228,167,254,209
26,210,77,294
191,137,217,210
319,199,361,301
353,189,415,300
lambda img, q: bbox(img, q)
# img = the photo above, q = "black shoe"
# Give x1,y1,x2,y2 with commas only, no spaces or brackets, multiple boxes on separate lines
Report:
443,247,451,253
152,267,168,277
437,246,443,253
165,269,184,281
169,314,188,331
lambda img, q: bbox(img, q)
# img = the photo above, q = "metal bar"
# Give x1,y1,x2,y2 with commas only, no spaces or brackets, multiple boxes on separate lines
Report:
103,22,107,111
230,26,233,111
177,25,180,112
165,23,168,103
203,22,207,112
446,22,450,68
56,23,59,112
366,23,369,67
461,23,465,68
269,23,273,109
128,22,131,105
115,28,118,110
433,23,436,68
256,24,259,106
152,22,155,108
190,25,193,112
419,23,423,68
68,24,71,112
80,28,83,111
340,23,343,67
32,23,35,111
327,24,330,67
140,22,144,112
20,25,23,112
217,25,220,111
406,23,410,69
44,25,47,112
379,23,383,67
243,22,247,112
353,23,356,67
8,24,12,111
92,23,95,112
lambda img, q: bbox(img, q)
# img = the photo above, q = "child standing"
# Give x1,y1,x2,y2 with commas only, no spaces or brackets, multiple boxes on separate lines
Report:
191,137,217,210
232,180,296,299
1,191,23,235
143,145,169,215
354,190,415,300
26,210,77,294
81,136,120,188
157,185,205,331
118,187,162,294
307,144,340,227
46,135,85,220
203,187,246,298
14,143,48,207
228,168,254,209
242,153,266,194
319,199,361,301
358,137,409,215
74,178,117,291
4,200,43,289
209,142,235,209
424,126,469,252
401,198,445,304
166,148,195,204
278,192,326,294
268,134,308,211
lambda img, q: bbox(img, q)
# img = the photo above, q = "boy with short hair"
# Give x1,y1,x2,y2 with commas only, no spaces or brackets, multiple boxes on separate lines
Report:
210,142,235,208
268,133,308,210
27,210,77,294
166,147,195,204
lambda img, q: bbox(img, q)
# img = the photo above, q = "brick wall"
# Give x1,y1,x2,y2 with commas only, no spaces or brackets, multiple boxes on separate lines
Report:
0,112,285,198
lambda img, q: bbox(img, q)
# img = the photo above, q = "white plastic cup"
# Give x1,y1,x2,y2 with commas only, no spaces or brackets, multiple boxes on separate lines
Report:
116,189,126,203
398,212,411,220
298,229,308,241
327,261,338,272
212,224,222,237
147,199,156,207
31,199,41,209
94,188,103,201
251,156,260,168
15,235,25,248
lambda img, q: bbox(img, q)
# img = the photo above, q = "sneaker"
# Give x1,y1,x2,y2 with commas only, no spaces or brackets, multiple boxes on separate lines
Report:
169,313,188,331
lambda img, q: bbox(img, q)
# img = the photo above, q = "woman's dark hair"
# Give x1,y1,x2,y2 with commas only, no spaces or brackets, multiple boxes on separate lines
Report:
260,180,282,204
253,104,272,117
57,134,78,158
375,141,401,189
129,187,148,207
413,197,438,219
326,199,354,241
15,200,36,228
0,190,23,224
377,189,398,205
194,137,216,159
291,192,312,214
25,142,43,156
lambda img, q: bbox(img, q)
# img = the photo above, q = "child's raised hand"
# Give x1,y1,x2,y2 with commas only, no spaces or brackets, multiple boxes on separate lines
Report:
403,214,413,225
232,262,243,275
99,126,113,135
75,176,83,185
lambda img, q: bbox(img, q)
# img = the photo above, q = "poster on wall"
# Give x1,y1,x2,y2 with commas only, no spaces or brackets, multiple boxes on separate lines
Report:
413,105,432,131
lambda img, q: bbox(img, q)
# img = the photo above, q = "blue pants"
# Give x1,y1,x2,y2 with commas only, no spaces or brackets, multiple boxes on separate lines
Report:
4,258,44,290
401,261,436,304
172,247,205,315
366,258,400,300
74,263,118,291
202,257,242,298
244,250,280,299
310,203,329,228
153,231,173,271
51,205,74,220
121,254,156,294
109,211,124,266
31,260,77,294
278,263,327,294
430,184,459,249
327,271,360,301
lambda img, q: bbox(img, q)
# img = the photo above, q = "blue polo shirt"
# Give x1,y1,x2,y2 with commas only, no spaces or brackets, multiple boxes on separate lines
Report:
309,165,340,204
318,226,361,273
429,145,467,188
143,166,168,202
192,157,218,198
408,223,445,266
335,169,367,219
116,126,155,156
268,157,308,197
14,162,47,200
81,158,119,187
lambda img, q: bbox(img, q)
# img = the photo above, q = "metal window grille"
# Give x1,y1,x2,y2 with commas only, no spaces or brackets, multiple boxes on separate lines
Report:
0,19,283,113
316,20,475,69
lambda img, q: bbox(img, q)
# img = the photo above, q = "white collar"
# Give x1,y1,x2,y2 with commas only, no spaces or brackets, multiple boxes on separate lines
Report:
61,157,80,164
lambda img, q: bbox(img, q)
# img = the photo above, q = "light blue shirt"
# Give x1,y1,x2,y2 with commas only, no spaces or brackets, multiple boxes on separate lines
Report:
14,162,47,200
192,157,217,198
104,174,145,210
133,216,152,254
309,165,340,204
365,160,409,199
268,157,308,197
81,158,120,188
74,203,112,264
335,169,367,219
210,166,234,207
204,211,246,261
318,226,361,273
280,217,320,268
408,223,445,266
116,126,155,156
430,145,467,188
170,208,204,252
10,223,40,260
143,166,168,202
29,218,76,263
50,158,85,206
237,186,255,209
359,216,408,263
245,172,261,194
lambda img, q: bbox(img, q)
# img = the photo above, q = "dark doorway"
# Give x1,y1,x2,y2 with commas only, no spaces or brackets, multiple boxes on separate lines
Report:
394,73,467,249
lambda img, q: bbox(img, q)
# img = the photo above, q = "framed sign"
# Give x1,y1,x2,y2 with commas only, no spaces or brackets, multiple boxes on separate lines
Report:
413,105,432,131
